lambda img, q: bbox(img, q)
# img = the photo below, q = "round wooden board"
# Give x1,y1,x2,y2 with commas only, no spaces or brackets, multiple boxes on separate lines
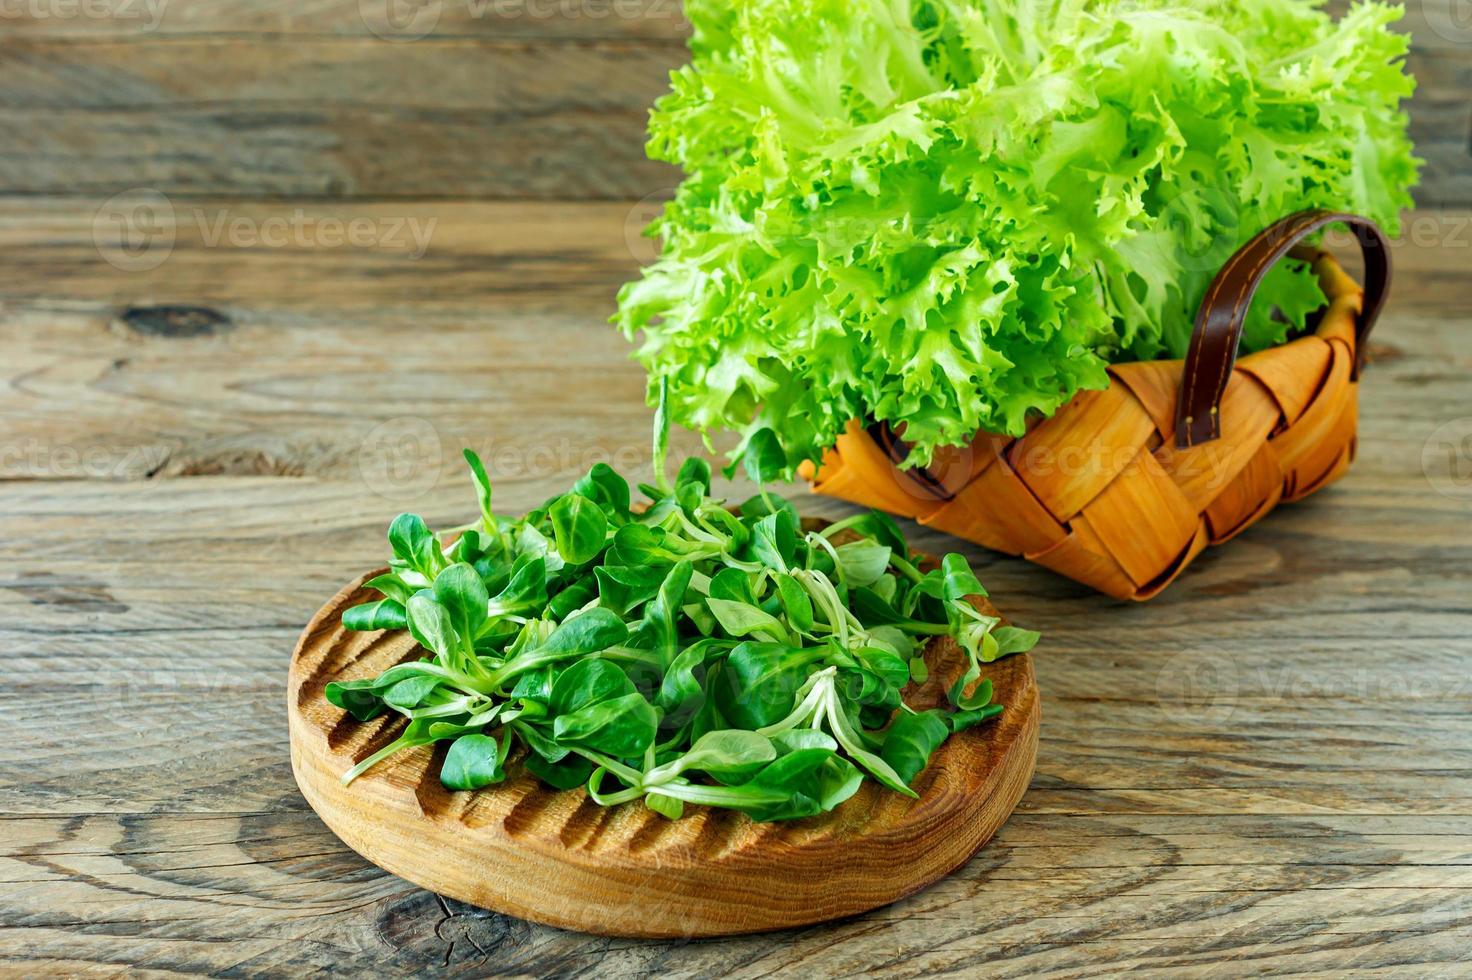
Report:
289,570,1039,938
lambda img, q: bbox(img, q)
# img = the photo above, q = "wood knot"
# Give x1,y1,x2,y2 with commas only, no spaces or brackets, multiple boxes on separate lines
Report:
119,306,232,338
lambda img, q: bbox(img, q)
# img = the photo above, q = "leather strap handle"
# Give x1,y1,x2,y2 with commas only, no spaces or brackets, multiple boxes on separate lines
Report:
1174,210,1391,449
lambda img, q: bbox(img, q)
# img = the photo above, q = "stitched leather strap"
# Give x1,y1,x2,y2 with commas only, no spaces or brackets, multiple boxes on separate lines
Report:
1174,210,1391,449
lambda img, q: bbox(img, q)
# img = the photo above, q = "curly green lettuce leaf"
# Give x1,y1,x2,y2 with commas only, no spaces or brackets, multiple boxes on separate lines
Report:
615,0,1418,472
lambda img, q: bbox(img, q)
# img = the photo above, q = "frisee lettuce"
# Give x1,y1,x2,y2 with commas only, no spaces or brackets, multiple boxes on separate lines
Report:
615,0,1418,471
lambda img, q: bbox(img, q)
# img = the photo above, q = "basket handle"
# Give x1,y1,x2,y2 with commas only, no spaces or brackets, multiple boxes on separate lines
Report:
1174,210,1391,449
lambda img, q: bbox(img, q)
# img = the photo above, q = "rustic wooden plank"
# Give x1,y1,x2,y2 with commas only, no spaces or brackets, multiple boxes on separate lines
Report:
0,34,684,198
0,197,649,308
1,37,682,111
0,201,1466,482
1402,45,1472,206
0,0,693,40
0,109,675,201
0,36,679,199
3,810,1470,974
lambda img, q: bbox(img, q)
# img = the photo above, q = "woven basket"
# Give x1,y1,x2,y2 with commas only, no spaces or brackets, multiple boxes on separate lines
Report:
801,211,1392,601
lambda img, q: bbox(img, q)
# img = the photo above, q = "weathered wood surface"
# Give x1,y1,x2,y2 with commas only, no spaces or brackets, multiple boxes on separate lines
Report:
1,203,1470,974
0,4,1467,203
0,38,681,199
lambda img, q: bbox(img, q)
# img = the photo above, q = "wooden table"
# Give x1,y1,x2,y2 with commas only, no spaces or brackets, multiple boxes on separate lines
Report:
2,200,1469,975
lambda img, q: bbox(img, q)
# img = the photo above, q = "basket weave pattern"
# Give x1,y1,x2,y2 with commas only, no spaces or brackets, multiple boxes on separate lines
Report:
803,250,1369,601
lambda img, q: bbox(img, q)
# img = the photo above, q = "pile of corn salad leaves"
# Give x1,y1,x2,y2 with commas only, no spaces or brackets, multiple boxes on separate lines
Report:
615,0,1419,472
327,414,1037,822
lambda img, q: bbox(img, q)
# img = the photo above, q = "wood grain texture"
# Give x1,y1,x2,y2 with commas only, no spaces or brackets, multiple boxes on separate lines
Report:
0,203,1469,974
287,571,1038,937
0,0,693,40
0,37,682,199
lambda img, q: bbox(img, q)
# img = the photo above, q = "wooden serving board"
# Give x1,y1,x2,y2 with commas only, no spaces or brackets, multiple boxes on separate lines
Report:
288,570,1039,938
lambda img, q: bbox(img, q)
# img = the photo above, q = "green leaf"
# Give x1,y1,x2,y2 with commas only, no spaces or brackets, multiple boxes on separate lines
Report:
834,541,892,588
342,599,408,632
553,692,658,759
867,625,916,661
524,751,594,790
850,586,907,627
706,598,791,644
708,567,758,605
545,579,596,621
594,563,668,616
748,508,800,571
656,729,776,784
747,747,831,794
742,427,787,486
492,554,547,613
775,574,814,633
462,449,496,535
433,563,489,642
388,513,443,578
738,493,800,524
940,553,986,602
949,703,1004,732
816,754,864,811
855,511,909,557
626,560,694,673
651,374,672,491
608,524,685,566
549,659,635,716
771,729,837,754
645,791,684,820
550,493,609,565
715,643,823,729
989,626,1041,661
440,733,505,791
537,608,629,659
573,462,631,515
325,678,385,722
509,667,554,702
949,669,996,712
823,685,916,798
881,709,951,785
854,646,910,690
383,674,441,710
515,523,565,574
515,720,568,763
364,572,414,605
656,637,726,719
676,456,712,493
406,593,458,659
